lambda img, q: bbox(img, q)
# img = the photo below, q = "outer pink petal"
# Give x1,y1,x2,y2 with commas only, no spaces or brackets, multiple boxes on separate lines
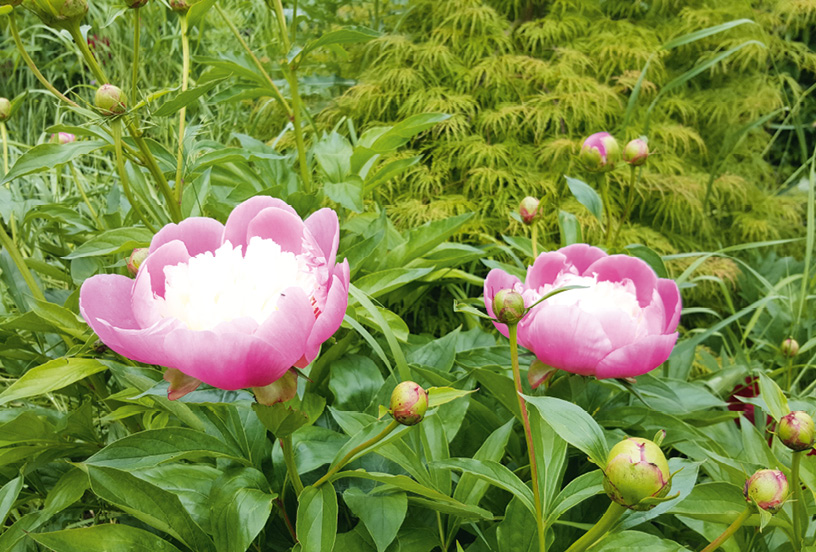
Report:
148,217,225,256
484,269,521,339
222,196,298,251
585,254,657,307
80,274,177,365
520,304,614,376
559,244,608,274
131,241,190,328
525,251,570,290
594,332,678,379
658,279,682,333
301,264,350,365
246,207,306,255
305,208,340,268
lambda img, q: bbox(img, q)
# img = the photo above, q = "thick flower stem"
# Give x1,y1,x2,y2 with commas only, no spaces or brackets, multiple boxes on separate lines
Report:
564,501,627,552
612,165,637,248
701,507,751,552
599,173,613,248
132,9,140,107
1,122,8,175
9,12,79,108
111,120,157,232
281,435,304,497
175,16,190,206
67,23,181,222
792,451,805,551
531,223,539,259
313,419,400,488
508,324,546,552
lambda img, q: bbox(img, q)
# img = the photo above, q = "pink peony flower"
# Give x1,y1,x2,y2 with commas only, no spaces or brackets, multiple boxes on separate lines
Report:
51,132,76,145
484,244,680,379
80,197,350,395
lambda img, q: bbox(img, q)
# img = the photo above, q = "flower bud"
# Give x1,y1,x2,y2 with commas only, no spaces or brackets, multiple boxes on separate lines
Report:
126,248,148,275
528,359,557,390
492,289,526,325
778,411,815,452
622,138,649,166
519,196,540,225
579,132,620,172
390,381,428,426
23,0,88,28
95,84,127,116
602,436,671,511
125,0,148,8
169,0,200,12
50,132,76,145
781,338,799,358
0,98,10,122
744,469,788,513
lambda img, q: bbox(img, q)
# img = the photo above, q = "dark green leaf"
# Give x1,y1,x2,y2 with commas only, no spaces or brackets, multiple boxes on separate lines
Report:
564,175,603,224
2,141,108,184
0,358,107,406
297,483,338,552
64,227,153,259
523,395,608,467
29,524,183,552
343,488,407,552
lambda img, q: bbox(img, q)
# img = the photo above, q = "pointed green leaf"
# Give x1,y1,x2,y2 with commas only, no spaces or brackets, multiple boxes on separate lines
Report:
297,483,338,552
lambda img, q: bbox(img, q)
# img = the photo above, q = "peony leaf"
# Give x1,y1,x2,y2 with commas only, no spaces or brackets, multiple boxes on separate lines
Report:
427,387,476,408
297,483,338,552
29,525,183,552
564,175,603,224
757,371,789,422
343,487,407,552
0,357,107,406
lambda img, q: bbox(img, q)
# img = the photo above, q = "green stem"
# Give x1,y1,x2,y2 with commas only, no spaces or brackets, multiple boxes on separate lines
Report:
700,507,751,552
67,23,181,222
175,16,190,206
531,223,539,259
599,173,613,249
68,162,104,228
0,221,46,303
9,12,79,108
112,120,157,232
564,501,627,552
509,324,546,552
612,165,637,247
132,9,140,106
272,0,292,52
290,0,298,45
313,419,399,488
285,70,311,193
792,451,805,551
281,435,304,497
214,4,292,116
787,355,794,393
1,122,8,176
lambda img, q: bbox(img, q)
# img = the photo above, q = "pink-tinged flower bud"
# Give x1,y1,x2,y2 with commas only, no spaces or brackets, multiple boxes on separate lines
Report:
253,369,298,405
125,0,147,8
24,0,88,28
390,381,428,426
0,98,10,122
603,436,671,511
528,359,557,390
95,84,127,116
579,132,620,172
519,196,540,225
126,248,148,275
778,411,815,452
51,132,76,145
744,469,788,513
169,0,199,12
781,338,799,358
492,289,526,325
622,138,649,166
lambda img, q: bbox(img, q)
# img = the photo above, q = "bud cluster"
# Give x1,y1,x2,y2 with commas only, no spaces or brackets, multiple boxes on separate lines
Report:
578,132,650,171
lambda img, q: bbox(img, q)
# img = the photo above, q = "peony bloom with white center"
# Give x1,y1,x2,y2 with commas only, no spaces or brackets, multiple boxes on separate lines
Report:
484,244,680,380
80,197,349,399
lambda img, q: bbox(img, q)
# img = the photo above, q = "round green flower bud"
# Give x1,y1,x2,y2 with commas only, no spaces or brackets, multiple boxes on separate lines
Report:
781,338,799,358
95,84,127,116
744,469,788,514
492,289,526,325
603,436,670,511
579,132,620,172
778,411,815,452
519,196,540,225
0,98,10,122
23,0,88,28
622,138,649,166
126,248,149,276
390,381,428,426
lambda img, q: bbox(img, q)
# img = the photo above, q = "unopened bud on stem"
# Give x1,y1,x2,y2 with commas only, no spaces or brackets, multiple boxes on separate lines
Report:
95,84,127,116
623,138,649,166
0,98,10,122
781,338,799,358
603,436,671,511
744,469,788,513
778,411,815,452
492,289,526,325
519,196,540,225
390,381,428,426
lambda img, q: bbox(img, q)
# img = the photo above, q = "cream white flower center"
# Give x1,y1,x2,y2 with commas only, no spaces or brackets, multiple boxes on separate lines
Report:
155,237,318,331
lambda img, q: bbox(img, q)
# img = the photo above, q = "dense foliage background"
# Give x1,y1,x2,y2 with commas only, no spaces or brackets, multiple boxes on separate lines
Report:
0,0,815,551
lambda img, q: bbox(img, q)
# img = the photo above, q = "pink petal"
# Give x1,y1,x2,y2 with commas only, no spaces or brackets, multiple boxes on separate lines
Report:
658,279,681,333
149,217,225,256
484,269,521,339
222,196,298,251
246,207,306,255
305,208,340,268
594,333,678,379
525,251,570,290
255,287,315,355
302,266,350,365
559,244,608,274
520,304,614,376
80,274,178,365
585,254,657,307
134,240,190,301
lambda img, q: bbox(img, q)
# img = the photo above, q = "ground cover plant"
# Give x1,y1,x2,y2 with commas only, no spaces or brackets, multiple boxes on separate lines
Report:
0,0,815,551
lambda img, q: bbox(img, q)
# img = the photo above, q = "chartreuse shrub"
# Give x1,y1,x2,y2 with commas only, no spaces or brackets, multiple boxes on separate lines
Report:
318,0,813,304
